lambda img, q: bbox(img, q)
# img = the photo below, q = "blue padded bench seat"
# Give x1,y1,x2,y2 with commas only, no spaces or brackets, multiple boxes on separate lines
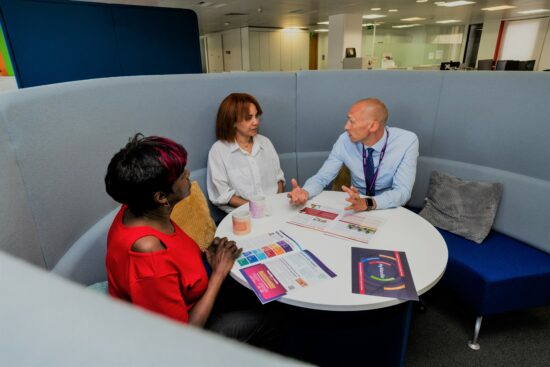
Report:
439,229,550,316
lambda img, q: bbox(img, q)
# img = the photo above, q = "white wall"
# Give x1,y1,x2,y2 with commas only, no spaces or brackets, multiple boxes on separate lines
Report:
204,27,309,73
328,14,362,69
281,30,309,71
248,28,308,72
241,27,251,71
500,17,549,70
221,28,243,71
0,76,17,91
539,19,550,70
477,13,502,61
500,18,547,60
205,33,223,73
318,33,329,70
249,29,282,71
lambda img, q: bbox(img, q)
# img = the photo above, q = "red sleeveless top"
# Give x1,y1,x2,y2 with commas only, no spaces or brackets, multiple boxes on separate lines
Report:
106,205,208,324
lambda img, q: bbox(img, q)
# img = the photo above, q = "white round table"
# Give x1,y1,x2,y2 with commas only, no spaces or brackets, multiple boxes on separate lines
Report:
216,191,448,311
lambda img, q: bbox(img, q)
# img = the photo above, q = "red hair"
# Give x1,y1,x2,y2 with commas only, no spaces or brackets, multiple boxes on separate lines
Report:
147,136,188,184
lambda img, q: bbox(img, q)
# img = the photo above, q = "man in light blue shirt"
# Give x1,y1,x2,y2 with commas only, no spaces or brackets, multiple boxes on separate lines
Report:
288,98,419,211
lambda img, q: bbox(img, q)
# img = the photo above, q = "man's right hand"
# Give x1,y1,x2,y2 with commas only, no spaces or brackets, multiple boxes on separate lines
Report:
287,178,309,205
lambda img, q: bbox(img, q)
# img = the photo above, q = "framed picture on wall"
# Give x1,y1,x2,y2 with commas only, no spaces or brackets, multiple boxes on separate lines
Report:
345,48,356,58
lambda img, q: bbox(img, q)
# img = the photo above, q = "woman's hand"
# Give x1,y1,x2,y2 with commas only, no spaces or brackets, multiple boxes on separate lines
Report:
206,237,242,277
188,237,242,327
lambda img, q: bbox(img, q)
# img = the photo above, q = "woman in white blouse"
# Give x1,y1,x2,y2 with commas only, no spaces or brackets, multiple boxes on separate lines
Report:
207,93,285,213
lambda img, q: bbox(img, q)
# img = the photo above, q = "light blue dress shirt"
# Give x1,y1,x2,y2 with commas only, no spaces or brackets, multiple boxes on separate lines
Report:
302,127,419,209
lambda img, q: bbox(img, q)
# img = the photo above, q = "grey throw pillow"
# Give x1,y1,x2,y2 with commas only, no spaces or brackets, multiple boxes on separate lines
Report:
419,170,503,244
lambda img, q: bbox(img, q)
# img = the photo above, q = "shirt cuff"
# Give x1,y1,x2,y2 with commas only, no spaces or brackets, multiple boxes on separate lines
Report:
211,189,236,207
302,183,321,199
373,194,391,210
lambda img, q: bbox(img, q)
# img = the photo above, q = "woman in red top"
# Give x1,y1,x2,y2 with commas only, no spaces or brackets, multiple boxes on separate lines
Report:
104,134,241,327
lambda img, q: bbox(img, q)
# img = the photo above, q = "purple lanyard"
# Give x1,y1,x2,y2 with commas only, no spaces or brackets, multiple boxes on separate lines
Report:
362,129,389,196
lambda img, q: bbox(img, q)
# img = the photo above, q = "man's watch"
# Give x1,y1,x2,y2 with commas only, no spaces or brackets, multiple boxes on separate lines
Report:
364,197,375,211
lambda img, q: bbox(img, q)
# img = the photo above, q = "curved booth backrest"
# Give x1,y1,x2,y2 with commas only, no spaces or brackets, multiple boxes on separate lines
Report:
0,122,44,268
0,73,297,280
295,71,550,253
412,157,550,248
51,168,213,285
294,70,443,184
1,71,549,287
0,252,304,367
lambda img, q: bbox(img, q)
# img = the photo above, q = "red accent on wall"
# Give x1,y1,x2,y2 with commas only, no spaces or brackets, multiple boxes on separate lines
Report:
493,21,505,62
0,51,7,76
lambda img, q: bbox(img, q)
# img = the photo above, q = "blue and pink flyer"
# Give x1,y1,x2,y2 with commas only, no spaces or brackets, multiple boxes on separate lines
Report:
351,247,418,301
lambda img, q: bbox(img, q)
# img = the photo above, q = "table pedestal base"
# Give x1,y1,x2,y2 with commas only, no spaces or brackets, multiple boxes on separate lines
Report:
283,302,413,367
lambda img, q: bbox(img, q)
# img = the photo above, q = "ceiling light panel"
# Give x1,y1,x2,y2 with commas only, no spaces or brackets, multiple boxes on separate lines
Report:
362,14,387,19
437,1,476,7
517,9,550,14
401,17,426,21
392,24,421,28
481,5,516,11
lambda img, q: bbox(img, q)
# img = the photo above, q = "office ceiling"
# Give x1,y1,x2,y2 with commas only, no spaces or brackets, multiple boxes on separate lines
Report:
82,0,550,34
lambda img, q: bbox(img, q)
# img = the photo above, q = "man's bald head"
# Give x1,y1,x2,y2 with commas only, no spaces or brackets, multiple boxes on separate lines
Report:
353,98,388,126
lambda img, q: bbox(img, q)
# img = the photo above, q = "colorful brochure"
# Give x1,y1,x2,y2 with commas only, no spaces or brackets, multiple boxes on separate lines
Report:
287,203,384,244
241,264,287,304
238,231,337,304
351,247,418,301
235,231,303,268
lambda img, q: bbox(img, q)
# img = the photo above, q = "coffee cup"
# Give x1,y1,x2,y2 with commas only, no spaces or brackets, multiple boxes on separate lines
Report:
249,196,267,219
232,210,251,235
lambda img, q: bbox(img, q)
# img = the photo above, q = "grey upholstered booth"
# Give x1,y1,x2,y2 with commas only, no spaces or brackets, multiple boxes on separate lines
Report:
294,71,550,349
1,71,549,363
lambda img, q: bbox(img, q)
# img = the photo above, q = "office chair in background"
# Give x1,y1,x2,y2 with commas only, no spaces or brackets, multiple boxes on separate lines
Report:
506,60,520,70
496,60,520,71
477,59,493,70
495,60,507,70
518,60,535,71
440,61,460,70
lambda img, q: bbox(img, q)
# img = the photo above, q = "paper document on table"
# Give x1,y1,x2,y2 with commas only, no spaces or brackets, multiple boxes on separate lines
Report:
324,212,385,244
235,231,304,268
264,249,336,292
286,203,340,231
237,230,337,303
351,247,418,301
287,203,384,244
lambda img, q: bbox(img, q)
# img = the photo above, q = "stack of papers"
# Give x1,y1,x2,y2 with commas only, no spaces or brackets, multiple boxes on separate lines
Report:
287,203,384,244
236,231,336,303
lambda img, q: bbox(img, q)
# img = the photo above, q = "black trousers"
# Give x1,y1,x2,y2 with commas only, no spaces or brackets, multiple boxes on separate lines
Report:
204,276,287,353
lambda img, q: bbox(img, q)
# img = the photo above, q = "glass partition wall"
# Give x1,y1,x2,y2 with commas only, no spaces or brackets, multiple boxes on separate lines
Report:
362,24,465,69
204,24,467,72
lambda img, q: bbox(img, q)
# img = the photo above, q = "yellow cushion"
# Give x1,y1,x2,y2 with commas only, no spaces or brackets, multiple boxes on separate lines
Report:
331,165,351,191
171,181,216,251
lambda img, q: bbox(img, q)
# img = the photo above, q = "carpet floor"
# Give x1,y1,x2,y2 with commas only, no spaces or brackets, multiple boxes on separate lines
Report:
406,284,550,367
